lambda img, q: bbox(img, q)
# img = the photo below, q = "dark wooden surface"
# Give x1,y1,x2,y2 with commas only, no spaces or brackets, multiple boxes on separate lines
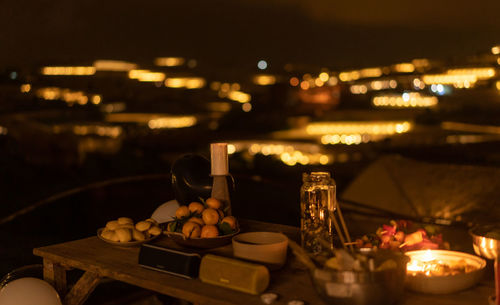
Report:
33,219,495,305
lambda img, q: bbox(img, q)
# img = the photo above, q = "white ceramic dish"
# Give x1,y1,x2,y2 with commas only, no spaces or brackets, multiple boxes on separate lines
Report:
405,250,486,294
232,232,288,270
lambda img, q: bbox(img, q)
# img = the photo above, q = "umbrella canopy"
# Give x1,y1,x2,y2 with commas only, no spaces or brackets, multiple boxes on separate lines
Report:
341,155,500,225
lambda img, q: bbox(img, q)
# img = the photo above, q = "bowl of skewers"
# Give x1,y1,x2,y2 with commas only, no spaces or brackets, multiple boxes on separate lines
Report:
289,239,408,305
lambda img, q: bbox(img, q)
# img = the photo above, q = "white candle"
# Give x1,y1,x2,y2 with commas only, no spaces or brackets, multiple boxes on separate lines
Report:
211,143,229,175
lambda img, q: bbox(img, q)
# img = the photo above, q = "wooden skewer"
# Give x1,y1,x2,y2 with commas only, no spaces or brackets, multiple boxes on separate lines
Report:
318,237,334,252
344,242,358,246
288,239,317,272
331,212,347,250
336,203,354,252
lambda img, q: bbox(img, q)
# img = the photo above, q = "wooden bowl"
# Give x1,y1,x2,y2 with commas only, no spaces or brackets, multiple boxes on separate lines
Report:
97,228,159,247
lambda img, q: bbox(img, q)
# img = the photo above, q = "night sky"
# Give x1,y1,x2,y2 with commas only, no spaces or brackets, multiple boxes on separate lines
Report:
1,0,500,71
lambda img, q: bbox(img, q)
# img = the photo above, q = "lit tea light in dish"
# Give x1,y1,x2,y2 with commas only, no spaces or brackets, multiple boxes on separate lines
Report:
405,250,487,294
406,250,483,277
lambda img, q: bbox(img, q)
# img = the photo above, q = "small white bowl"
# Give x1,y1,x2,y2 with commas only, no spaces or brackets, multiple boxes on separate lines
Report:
232,232,288,269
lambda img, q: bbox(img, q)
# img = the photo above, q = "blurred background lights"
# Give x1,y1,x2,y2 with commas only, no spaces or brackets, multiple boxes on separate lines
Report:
228,91,251,103
242,103,252,112
231,83,241,91
93,60,137,72
101,102,126,113
328,76,339,86
392,63,415,73
220,83,230,92
314,78,324,87
446,67,495,79
413,78,425,89
226,141,334,166
253,75,276,86
210,81,221,91
42,66,96,76
128,70,165,82
350,79,397,94
72,125,122,138
430,84,446,95
36,87,95,106
148,116,197,129
257,60,268,70
185,78,206,89
306,121,412,136
187,59,197,68
227,144,236,154
154,57,185,67
20,84,31,93
164,77,205,89
319,72,329,82
91,95,102,105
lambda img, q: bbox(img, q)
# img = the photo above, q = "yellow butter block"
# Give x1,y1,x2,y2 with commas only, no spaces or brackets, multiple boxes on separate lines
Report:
199,254,270,295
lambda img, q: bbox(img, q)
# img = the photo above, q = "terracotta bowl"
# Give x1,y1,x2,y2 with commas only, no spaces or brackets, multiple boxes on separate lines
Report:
232,232,288,270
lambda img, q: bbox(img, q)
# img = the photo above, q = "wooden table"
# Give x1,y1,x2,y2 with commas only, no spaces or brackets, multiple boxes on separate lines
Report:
33,220,494,305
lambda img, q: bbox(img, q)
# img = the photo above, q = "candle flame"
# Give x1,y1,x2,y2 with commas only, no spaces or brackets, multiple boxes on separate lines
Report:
422,249,435,262
407,250,439,276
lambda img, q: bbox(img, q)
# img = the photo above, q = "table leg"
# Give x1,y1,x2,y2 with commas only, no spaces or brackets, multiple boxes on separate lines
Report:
495,259,499,305
64,271,102,305
43,259,67,297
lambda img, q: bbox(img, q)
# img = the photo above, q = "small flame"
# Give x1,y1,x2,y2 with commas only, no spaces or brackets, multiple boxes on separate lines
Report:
406,260,422,272
407,250,439,276
422,249,435,262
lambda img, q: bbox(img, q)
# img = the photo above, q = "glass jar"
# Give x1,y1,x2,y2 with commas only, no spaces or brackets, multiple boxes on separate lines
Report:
300,172,337,259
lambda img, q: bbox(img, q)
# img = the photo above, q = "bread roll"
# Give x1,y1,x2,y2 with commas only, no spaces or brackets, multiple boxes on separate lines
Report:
111,232,120,242
115,228,132,242
146,218,158,225
132,229,146,241
106,220,120,230
148,225,162,236
102,230,120,242
118,217,133,225
118,223,134,230
135,221,152,232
